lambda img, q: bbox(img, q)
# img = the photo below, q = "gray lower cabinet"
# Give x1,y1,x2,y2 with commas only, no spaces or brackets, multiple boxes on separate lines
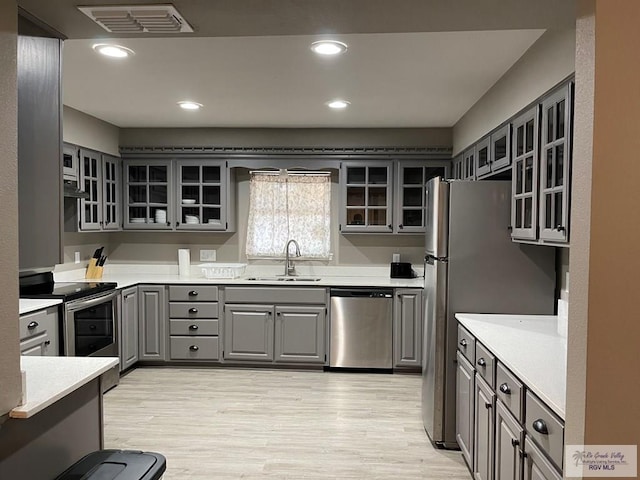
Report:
224,304,274,362
523,436,562,480
274,305,325,364
119,286,139,371
19,306,59,356
474,373,496,480
456,351,475,469
393,289,422,368
495,400,524,480
138,285,167,361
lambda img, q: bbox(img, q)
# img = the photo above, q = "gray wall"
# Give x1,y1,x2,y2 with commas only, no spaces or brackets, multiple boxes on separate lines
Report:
63,106,120,156
0,1,21,416
452,28,576,155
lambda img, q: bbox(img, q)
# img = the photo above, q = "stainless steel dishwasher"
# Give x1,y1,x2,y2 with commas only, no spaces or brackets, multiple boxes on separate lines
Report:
329,288,393,369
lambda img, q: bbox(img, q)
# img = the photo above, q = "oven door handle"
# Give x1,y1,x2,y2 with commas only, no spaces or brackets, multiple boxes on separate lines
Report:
65,290,119,313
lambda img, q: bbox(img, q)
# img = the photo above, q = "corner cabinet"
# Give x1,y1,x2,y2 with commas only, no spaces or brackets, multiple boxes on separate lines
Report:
340,161,394,233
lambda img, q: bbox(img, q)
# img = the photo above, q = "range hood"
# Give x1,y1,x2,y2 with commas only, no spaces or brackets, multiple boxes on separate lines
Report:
63,180,90,199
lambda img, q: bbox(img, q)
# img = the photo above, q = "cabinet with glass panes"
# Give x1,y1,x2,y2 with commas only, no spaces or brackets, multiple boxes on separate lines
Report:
395,162,446,233
123,160,173,230
176,160,229,230
340,161,393,233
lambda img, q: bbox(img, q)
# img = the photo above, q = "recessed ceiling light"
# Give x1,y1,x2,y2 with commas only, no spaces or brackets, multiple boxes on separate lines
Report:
326,99,350,110
177,101,203,111
92,43,135,58
310,40,348,56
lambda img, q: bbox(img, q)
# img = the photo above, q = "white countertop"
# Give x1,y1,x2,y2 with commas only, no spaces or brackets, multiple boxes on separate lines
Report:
455,313,567,419
19,298,62,315
10,356,119,419
53,264,425,290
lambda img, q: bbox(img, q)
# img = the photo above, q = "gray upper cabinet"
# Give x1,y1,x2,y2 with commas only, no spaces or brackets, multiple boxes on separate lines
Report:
119,286,139,371
18,35,63,271
123,160,173,230
340,161,394,233
452,154,464,180
393,289,422,367
78,148,102,231
101,154,122,231
491,124,512,172
511,106,540,241
138,285,167,361
274,305,325,364
475,136,492,178
224,304,274,362
463,147,476,180
176,160,229,231
394,163,445,233
539,83,572,244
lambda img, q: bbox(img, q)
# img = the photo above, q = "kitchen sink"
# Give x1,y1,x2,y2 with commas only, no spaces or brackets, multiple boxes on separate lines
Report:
245,277,322,282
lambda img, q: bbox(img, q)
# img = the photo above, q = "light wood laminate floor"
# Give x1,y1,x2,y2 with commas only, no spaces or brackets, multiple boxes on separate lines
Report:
103,368,470,480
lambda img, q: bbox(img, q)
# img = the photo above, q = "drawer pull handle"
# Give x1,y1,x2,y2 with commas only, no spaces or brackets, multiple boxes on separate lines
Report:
477,358,486,367
90,325,97,330
485,402,492,410
532,419,549,435
499,383,511,394
188,291,199,296
189,345,199,352
459,339,467,348
27,321,39,329
188,324,199,331
511,438,519,447
189,308,198,314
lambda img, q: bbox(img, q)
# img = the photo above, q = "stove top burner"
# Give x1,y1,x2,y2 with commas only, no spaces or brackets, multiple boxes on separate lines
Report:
19,272,117,302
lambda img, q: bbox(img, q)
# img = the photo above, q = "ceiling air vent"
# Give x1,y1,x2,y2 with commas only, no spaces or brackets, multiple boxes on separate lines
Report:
77,4,193,33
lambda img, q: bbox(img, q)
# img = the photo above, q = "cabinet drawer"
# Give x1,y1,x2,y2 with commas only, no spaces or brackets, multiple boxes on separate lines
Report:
225,287,326,304
170,336,219,360
169,302,219,319
19,307,58,340
474,342,495,388
169,285,219,302
169,319,219,336
525,391,564,469
457,325,476,364
496,361,524,422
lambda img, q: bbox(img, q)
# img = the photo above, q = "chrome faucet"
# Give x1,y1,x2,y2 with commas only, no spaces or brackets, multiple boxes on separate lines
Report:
284,239,301,276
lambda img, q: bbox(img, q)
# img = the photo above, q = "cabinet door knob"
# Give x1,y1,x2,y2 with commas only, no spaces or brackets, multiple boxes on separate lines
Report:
189,308,198,314
189,345,199,352
44,340,51,346
27,321,39,329
532,419,549,434
499,383,511,394
511,438,520,447
388,224,393,230
276,312,281,316
398,224,404,229
485,402,492,409
90,324,97,330
477,358,487,367
557,226,566,232
188,291,199,296
459,339,467,348
188,324,199,331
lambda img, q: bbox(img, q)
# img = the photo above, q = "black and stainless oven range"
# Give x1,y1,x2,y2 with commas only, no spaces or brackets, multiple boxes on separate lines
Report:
20,272,120,391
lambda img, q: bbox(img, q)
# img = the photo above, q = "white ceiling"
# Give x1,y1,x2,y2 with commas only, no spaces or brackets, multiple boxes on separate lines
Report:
62,30,544,128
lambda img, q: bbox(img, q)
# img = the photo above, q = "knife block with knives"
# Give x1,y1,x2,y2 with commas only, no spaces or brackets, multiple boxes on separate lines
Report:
86,247,107,279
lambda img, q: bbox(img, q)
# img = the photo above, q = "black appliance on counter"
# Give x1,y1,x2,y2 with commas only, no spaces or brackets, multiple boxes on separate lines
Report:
19,272,120,392
390,262,416,278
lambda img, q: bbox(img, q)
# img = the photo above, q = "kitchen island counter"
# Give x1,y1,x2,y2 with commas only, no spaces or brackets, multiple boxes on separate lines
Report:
456,313,566,419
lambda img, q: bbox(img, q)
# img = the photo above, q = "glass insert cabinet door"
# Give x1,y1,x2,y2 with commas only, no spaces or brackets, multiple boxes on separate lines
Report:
101,155,121,231
510,105,540,241
395,163,446,233
176,160,226,230
124,160,173,229
341,161,393,232
538,83,572,243
79,149,102,230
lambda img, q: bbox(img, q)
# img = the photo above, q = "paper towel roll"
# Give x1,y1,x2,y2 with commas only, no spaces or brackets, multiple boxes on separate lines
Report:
178,248,191,277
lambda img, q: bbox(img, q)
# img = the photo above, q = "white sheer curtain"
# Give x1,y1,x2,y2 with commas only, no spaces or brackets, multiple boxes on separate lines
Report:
246,174,331,258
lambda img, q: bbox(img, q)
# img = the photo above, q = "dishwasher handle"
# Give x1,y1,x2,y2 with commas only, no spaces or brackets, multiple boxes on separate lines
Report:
330,288,393,298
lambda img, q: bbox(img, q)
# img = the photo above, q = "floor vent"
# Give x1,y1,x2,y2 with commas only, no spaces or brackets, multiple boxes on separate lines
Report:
78,4,193,33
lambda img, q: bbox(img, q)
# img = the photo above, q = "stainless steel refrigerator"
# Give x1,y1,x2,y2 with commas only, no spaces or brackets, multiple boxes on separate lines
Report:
421,178,555,448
